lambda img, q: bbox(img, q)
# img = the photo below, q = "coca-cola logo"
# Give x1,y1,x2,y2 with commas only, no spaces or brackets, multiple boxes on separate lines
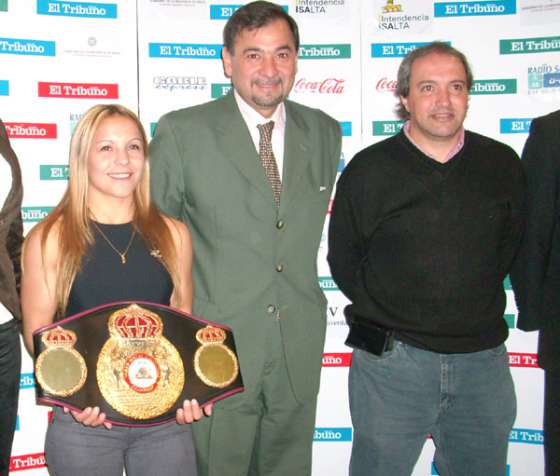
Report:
376,77,397,93
294,78,345,94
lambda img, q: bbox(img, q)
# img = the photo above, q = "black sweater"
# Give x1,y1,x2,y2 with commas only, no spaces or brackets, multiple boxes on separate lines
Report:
328,130,525,353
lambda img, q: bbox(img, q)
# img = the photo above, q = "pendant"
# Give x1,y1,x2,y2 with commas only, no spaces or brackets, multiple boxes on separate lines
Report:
120,255,126,265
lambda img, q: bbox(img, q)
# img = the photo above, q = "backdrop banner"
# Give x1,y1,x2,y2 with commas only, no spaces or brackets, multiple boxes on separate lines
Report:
2,1,559,475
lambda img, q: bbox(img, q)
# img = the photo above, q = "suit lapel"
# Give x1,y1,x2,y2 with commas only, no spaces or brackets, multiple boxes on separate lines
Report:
214,94,276,203
280,101,310,211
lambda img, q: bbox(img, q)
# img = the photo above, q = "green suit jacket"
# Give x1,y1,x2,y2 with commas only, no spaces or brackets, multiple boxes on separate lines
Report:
150,93,341,404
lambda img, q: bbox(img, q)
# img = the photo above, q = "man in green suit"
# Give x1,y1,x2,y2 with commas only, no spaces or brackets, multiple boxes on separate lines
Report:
149,2,341,475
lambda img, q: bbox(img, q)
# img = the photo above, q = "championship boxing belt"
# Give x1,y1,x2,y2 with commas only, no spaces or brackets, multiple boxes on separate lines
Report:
33,301,244,426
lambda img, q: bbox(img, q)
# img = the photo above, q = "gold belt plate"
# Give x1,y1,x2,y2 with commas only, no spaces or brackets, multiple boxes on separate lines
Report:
97,304,184,420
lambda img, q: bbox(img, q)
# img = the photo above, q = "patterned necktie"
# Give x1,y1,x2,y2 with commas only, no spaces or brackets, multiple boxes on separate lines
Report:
257,121,282,207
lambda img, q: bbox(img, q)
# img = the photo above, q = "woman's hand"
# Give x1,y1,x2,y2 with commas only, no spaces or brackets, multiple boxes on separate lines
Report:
175,399,213,424
67,406,112,429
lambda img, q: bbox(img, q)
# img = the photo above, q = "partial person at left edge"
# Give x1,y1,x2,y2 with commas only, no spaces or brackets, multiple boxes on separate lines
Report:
0,118,23,476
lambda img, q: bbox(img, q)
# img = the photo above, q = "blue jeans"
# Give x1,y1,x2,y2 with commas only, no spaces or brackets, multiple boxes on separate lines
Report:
348,341,516,476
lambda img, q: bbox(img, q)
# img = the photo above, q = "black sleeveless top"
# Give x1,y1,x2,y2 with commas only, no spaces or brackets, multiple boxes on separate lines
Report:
66,222,173,317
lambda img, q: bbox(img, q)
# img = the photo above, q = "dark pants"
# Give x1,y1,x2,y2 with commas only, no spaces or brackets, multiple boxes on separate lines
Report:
544,368,560,476
0,319,21,476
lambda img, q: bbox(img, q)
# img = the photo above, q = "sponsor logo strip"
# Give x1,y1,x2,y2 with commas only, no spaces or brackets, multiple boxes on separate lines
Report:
210,4,287,19
37,0,117,18
470,79,517,94
154,75,207,92
299,44,351,59
372,42,436,58
210,4,242,19
211,83,232,98
373,120,404,136
338,157,345,172
544,73,560,88
508,352,539,368
38,82,118,98
22,207,54,222
4,123,57,138
504,313,515,329
376,77,396,93
339,121,352,137
314,427,353,442
9,453,47,472
509,428,544,445
20,373,35,389
149,43,222,59
0,79,8,95
319,276,339,291
527,64,560,92
322,353,352,367
295,1,341,14
0,37,56,56
500,118,532,133
500,36,560,54
294,78,345,94
40,165,69,180
434,0,516,17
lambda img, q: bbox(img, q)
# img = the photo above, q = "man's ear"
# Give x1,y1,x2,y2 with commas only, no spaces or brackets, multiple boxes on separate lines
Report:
222,47,233,78
400,96,409,113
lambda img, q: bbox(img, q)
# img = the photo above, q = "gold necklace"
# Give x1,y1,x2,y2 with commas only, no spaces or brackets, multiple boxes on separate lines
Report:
91,220,137,265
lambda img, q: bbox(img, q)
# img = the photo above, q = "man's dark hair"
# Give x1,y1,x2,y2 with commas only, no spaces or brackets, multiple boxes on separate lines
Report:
223,1,299,53
395,41,474,120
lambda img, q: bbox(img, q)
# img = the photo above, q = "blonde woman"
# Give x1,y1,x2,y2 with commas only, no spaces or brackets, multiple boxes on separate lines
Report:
21,104,208,476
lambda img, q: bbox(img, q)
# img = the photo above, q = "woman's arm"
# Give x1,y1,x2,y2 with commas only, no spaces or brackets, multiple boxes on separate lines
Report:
166,217,194,314
20,224,59,354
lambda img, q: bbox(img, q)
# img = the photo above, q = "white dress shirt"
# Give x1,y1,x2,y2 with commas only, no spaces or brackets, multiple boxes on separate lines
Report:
234,89,286,178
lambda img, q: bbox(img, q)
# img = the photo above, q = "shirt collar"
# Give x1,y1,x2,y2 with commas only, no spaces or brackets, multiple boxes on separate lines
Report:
403,121,465,162
234,89,286,130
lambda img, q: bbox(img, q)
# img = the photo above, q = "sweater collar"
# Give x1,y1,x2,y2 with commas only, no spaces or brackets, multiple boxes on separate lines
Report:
403,121,465,163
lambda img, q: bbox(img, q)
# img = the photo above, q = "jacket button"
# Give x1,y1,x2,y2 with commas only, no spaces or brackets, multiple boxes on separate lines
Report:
276,264,283,272
267,305,276,314
276,220,284,229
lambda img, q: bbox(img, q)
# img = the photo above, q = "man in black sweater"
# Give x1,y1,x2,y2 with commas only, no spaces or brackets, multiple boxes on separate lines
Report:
511,109,560,476
328,42,524,476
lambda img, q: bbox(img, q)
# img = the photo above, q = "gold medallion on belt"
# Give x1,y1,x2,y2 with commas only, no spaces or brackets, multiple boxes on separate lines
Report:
97,304,184,420
35,327,87,397
194,325,239,388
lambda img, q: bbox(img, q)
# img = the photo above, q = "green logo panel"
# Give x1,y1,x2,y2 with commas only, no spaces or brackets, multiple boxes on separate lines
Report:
500,36,560,54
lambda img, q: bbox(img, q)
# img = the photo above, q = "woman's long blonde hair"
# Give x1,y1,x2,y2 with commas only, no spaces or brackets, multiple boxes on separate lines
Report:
39,104,180,315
